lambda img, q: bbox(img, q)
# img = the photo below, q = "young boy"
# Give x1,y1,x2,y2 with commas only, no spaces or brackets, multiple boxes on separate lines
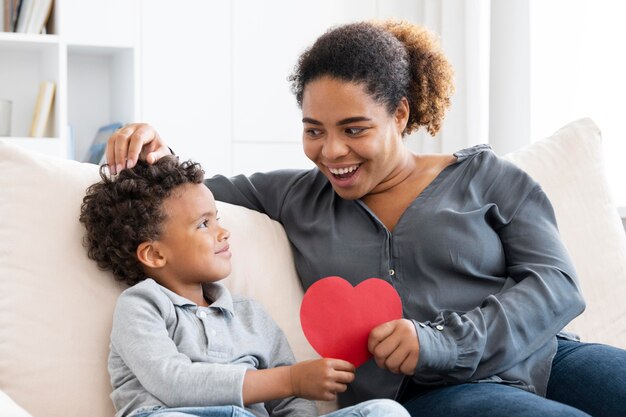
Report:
79,156,409,417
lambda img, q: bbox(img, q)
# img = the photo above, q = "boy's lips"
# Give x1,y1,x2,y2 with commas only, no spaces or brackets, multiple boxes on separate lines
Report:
215,244,231,255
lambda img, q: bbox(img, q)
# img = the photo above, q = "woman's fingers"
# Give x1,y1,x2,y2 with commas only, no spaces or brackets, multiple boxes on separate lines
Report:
105,123,169,173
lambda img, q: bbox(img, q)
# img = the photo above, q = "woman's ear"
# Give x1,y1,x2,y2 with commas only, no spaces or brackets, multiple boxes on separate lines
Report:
394,97,410,133
137,241,166,269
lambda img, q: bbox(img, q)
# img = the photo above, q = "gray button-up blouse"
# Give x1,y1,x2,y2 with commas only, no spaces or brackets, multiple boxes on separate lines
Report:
206,145,585,406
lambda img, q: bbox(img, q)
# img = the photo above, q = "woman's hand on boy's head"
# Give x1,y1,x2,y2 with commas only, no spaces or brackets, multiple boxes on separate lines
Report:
106,123,172,175
368,319,420,376
289,358,356,401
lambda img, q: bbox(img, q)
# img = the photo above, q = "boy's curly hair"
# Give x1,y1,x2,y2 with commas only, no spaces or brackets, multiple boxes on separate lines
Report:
79,156,204,286
289,20,454,137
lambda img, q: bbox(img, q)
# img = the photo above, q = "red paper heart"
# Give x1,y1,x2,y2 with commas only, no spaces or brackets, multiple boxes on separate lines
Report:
300,276,403,367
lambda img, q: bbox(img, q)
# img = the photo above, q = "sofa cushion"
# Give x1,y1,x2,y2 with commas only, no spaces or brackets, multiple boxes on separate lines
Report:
503,118,626,347
0,143,120,417
0,142,315,417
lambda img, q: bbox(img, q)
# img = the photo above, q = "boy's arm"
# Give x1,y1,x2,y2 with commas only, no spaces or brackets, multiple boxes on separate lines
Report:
111,288,249,408
242,358,355,404
243,301,354,416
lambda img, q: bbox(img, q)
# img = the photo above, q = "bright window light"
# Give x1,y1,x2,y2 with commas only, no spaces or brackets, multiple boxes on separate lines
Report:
530,0,626,207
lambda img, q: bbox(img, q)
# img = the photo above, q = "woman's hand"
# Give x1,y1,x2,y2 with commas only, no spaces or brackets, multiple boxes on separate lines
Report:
368,319,420,375
289,358,355,401
105,123,172,174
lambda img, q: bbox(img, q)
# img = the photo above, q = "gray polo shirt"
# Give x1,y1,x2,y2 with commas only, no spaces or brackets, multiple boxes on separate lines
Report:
109,278,317,417
206,145,585,405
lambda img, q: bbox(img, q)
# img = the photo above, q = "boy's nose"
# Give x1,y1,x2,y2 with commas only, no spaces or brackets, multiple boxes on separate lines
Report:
218,226,230,240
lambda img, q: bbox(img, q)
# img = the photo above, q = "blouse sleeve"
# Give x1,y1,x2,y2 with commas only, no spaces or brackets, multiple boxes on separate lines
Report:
413,185,585,384
205,169,311,221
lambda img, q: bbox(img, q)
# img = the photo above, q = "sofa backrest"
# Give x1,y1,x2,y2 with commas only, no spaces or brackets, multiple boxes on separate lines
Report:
502,118,626,346
1,118,625,417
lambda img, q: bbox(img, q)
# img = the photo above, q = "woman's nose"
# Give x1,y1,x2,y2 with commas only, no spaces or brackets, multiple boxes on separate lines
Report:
321,135,349,160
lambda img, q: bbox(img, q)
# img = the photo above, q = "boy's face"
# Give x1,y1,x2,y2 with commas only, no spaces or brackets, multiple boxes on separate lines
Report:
156,183,232,284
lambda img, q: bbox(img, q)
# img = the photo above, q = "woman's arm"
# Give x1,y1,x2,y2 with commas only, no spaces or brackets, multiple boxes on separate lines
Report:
206,170,311,219
367,158,585,394
412,185,585,385
104,123,313,220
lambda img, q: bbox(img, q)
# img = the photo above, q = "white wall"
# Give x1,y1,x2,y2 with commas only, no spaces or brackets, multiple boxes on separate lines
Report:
139,0,421,177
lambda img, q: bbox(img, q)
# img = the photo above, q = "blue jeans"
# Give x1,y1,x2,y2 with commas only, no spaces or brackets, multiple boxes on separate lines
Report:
132,399,409,417
130,406,255,417
402,338,626,416
325,399,410,417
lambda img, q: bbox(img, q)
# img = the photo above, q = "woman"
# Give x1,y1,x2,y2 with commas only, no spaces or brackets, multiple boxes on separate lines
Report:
106,20,626,417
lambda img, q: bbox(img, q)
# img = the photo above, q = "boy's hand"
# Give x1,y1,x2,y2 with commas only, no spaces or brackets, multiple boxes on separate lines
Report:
368,319,420,375
290,359,355,401
105,123,171,174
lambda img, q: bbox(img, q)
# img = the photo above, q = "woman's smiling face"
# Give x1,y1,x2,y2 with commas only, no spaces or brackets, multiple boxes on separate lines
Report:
301,76,409,200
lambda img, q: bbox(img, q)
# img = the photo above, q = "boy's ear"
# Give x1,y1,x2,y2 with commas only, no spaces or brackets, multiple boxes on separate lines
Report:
137,241,166,269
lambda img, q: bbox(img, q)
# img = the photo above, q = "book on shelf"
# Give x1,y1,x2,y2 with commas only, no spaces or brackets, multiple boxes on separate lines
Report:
84,123,123,165
13,0,52,33
14,0,31,32
3,0,20,32
29,80,55,137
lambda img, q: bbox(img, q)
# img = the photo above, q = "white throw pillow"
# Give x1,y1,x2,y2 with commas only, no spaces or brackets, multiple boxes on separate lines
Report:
0,142,121,417
503,118,626,347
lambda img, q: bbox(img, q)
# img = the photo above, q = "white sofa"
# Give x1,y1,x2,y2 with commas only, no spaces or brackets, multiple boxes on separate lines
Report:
1,118,625,417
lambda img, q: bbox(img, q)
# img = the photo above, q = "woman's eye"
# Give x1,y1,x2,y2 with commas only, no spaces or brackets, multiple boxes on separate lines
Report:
345,127,366,136
198,220,209,229
305,128,323,138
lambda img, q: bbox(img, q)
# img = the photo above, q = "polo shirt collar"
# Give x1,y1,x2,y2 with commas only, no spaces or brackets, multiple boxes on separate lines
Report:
148,278,235,316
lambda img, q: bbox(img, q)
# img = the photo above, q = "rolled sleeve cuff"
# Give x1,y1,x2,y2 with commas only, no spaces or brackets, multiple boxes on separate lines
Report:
412,320,458,372
208,364,248,408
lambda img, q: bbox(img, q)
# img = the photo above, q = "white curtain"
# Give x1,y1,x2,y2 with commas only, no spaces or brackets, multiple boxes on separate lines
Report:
406,0,492,155
407,0,625,208
406,0,531,156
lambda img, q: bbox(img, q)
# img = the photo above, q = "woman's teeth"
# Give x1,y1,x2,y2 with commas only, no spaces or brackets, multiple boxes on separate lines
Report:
329,165,360,175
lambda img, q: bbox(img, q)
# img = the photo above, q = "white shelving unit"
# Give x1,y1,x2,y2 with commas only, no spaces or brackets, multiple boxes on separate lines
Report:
0,0,140,161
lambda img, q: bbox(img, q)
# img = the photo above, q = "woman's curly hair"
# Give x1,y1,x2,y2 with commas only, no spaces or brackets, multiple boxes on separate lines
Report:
289,20,454,136
79,156,204,286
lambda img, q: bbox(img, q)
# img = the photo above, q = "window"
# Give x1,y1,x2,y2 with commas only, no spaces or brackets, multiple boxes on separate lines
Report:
530,0,626,207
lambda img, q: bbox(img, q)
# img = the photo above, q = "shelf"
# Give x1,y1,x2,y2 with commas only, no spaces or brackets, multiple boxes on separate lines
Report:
1,0,138,160
0,32,59,50
67,47,136,162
